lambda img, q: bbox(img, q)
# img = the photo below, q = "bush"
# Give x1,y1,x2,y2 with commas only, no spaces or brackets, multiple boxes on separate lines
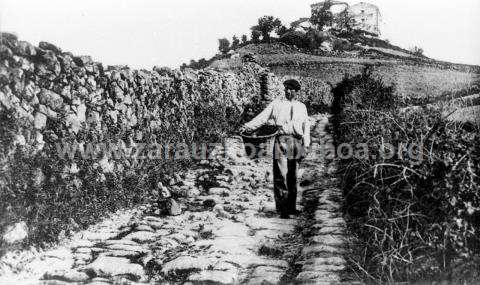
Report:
331,65,397,114
218,38,231,54
279,31,310,49
410,46,424,56
332,68,480,282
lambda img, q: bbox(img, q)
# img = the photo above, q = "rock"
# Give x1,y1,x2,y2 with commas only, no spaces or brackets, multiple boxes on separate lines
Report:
258,243,284,257
43,269,89,282
71,239,94,248
213,205,231,219
39,41,62,53
104,242,145,253
188,269,239,284
87,277,113,285
168,233,188,244
101,250,143,258
2,221,28,244
203,199,216,209
161,198,182,216
75,247,92,254
214,222,250,238
85,256,145,280
34,112,47,130
74,55,93,67
311,234,345,247
44,248,72,260
208,187,229,196
38,89,63,110
301,257,346,272
0,32,18,46
135,224,154,232
81,231,118,241
161,256,216,276
0,46,13,58
320,40,334,52
123,231,158,243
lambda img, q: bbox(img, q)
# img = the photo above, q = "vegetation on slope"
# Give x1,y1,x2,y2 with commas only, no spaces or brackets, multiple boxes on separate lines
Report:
332,67,480,283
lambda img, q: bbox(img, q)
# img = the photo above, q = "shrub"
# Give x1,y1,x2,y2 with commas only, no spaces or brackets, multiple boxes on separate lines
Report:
410,46,424,56
331,65,397,114
332,67,480,282
279,31,310,49
218,38,231,54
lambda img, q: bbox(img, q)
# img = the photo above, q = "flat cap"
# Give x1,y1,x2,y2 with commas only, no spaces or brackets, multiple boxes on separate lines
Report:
283,79,301,91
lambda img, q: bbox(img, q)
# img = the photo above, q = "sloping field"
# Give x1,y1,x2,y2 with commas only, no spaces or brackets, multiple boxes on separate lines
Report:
271,60,480,102
213,43,480,104
448,105,480,125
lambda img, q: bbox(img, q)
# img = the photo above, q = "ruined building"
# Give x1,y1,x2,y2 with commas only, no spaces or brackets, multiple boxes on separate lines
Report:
310,1,381,36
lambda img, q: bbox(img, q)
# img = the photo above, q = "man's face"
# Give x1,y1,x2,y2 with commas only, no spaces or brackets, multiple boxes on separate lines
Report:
285,88,296,100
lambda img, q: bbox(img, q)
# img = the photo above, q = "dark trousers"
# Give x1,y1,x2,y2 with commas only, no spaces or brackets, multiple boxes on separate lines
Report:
272,135,304,216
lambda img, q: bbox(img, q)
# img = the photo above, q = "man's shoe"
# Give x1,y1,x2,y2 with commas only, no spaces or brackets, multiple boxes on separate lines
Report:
280,213,290,219
288,209,301,216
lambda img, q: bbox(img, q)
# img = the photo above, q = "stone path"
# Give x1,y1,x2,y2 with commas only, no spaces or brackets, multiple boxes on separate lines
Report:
294,118,356,285
0,114,356,285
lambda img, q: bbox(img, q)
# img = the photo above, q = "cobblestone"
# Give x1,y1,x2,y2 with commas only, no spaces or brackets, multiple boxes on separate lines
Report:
0,115,360,284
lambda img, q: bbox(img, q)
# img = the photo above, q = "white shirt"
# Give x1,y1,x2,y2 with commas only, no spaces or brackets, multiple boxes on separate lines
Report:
244,99,311,147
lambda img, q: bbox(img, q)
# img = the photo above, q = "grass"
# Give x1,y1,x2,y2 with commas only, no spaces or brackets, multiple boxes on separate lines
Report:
331,68,480,283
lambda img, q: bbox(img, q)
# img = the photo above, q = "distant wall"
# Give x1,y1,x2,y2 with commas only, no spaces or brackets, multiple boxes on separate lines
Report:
0,32,273,244
271,61,480,103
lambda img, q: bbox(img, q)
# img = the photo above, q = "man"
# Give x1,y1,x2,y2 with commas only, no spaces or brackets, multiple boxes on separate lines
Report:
240,79,310,219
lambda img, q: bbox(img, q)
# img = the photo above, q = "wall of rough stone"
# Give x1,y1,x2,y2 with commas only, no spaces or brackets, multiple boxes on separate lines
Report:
270,61,480,104
0,32,276,245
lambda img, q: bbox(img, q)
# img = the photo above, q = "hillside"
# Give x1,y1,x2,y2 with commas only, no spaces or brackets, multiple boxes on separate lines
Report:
210,41,480,124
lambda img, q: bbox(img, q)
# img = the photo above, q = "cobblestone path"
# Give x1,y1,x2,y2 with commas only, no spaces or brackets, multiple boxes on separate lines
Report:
0,115,355,285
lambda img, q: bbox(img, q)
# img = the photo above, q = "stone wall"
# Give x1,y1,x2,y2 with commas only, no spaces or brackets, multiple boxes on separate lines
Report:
0,32,275,245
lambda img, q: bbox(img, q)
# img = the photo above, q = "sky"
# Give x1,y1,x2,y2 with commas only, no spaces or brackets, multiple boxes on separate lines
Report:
0,0,479,69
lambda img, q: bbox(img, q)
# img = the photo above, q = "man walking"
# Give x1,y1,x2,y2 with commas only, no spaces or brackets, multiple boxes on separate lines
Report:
240,79,310,219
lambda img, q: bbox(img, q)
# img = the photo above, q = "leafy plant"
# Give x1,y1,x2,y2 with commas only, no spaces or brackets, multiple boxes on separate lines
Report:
218,38,231,54
331,67,480,283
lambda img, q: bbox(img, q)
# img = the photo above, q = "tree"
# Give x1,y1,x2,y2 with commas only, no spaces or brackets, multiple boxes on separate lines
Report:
334,9,355,32
310,0,334,31
280,31,310,49
410,46,424,56
232,35,240,49
241,34,248,44
275,25,289,37
251,16,283,42
251,30,261,43
218,38,230,54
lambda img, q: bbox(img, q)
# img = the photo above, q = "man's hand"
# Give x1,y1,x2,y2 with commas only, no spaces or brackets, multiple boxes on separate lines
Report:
239,125,250,134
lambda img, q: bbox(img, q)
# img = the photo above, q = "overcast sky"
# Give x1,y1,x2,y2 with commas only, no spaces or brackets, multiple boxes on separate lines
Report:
0,0,479,69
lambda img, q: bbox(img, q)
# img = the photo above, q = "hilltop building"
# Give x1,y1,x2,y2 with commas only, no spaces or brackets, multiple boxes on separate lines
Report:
309,1,381,36
348,2,381,35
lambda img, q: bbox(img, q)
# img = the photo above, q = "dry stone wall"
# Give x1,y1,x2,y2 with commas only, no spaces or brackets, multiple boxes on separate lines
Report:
0,32,279,245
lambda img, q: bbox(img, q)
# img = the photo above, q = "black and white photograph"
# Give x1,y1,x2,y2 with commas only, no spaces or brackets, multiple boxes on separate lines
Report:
0,0,479,284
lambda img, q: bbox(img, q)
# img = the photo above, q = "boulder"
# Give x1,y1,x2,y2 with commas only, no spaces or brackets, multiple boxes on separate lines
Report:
0,46,13,59
34,112,47,130
169,199,182,216
2,221,28,244
0,32,18,45
43,269,89,282
208,187,229,196
38,89,63,110
39,41,62,54
85,256,145,280
73,55,93,67
123,231,158,243
161,256,217,276
188,269,239,284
